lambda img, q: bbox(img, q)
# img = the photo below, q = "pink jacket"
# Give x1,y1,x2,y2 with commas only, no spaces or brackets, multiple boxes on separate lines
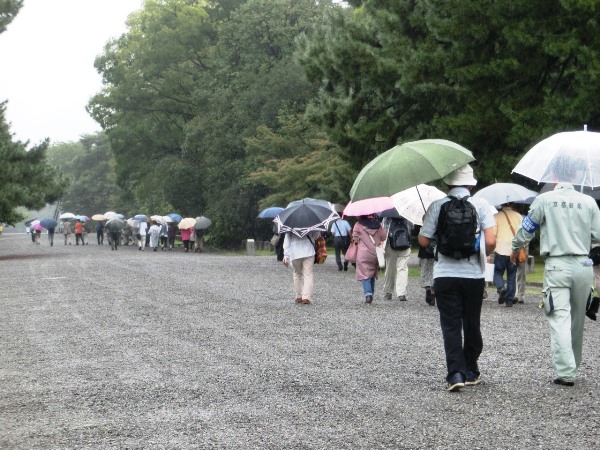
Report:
353,221,387,281
180,228,193,240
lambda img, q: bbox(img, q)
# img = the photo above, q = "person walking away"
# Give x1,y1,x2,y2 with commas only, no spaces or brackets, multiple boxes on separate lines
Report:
148,221,161,251
382,216,413,301
167,223,177,251
138,220,148,251
493,203,523,307
180,227,193,252
195,228,206,253
62,221,72,245
418,228,437,306
189,226,196,252
74,220,84,245
282,230,322,304
95,221,104,245
160,223,168,250
352,215,387,303
110,229,121,251
331,218,352,271
511,168,600,387
47,226,55,247
418,164,496,392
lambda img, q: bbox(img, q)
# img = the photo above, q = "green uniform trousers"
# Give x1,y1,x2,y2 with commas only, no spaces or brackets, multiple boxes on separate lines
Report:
543,256,592,382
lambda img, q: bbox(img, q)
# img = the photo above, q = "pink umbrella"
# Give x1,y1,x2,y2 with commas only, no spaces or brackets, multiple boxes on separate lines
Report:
343,196,394,217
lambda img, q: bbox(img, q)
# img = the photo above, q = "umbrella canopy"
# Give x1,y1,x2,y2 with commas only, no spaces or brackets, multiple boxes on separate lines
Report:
168,213,182,223
92,214,106,221
24,217,37,226
539,183,600,200
350,139,475,201
274,198,339,238
126,218,139,228
195,216,212,230
178,217,197,230
133,214,148,222
512,129,600,187
150,215,166,224
59,212,75,220
473,183,539,208
39,217,58,229
74,215,87,222
257,207,284,219
162,215,174,223
343,196,394,217
105,218,126,232
390,184,446,226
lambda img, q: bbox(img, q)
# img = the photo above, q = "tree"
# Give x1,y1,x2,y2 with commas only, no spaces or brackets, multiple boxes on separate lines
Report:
46,133,126,215
0,102,65,225
298,0,600,184
0,0,22,33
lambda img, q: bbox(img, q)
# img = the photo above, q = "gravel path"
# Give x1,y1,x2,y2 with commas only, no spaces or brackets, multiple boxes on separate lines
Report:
1,233,599,449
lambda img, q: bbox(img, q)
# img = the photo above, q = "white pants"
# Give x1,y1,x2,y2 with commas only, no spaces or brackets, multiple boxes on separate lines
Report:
383,248,411,297
291,256,314,301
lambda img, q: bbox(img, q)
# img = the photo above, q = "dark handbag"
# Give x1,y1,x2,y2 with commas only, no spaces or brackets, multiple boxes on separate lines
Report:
418,243,435,259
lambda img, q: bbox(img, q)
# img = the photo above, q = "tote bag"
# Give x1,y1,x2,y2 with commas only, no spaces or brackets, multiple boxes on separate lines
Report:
345,242,358,263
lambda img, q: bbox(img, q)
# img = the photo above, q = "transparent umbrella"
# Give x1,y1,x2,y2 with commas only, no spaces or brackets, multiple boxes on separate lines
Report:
512,128,600,187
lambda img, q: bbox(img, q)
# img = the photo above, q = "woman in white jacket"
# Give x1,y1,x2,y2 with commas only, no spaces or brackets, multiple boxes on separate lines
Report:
282,231,321,305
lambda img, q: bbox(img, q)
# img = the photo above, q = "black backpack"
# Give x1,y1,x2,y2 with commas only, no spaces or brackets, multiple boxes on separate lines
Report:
388,217,411,250
435,195,478,260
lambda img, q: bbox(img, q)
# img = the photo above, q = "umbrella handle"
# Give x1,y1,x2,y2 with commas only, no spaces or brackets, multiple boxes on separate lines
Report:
416,186,426,215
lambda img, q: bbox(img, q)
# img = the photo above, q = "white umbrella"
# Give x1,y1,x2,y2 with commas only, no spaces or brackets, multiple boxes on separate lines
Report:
150,215,166,224
512,128,600,187
178,217,197,230
473,183,538,208
390,184,446,226
59,212,75,220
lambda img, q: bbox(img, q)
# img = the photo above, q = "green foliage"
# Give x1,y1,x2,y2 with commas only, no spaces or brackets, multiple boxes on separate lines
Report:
0,102,66,224
298,0,600,184
245,113,356,207
0,0,22,34
46,133,126,216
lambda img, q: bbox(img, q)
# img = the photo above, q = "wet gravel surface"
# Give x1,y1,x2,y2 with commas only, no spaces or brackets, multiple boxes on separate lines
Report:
1,233,600,449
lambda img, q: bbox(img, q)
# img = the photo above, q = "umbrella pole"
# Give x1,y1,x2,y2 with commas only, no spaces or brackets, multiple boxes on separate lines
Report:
416,186,427,217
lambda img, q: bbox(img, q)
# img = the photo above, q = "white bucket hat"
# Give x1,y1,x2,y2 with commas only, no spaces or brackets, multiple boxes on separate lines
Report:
443,164,477,186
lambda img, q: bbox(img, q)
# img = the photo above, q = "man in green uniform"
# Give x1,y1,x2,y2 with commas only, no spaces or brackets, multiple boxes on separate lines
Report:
511,181,600,386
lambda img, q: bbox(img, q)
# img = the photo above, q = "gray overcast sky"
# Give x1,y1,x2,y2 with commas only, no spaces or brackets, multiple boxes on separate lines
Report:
0,0,143,145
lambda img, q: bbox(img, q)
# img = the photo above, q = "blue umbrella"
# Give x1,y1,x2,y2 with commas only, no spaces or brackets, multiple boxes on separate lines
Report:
257,206,284,219
39,217,58,229
168,213,182,223
133,214,148,221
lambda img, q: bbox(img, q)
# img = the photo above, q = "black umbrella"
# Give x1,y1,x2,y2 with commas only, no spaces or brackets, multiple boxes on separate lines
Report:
274,198,339,238
105,218,126,232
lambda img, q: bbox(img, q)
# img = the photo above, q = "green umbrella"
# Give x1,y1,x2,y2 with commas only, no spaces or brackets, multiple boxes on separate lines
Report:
350,139,475,201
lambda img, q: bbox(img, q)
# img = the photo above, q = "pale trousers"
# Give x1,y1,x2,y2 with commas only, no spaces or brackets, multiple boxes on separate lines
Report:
138,234,146,249
543,256,592,382
291,256,314,301
383,247,411,297
515,260,526,300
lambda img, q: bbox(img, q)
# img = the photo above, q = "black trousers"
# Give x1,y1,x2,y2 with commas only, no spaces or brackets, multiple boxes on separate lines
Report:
333,236,350,269
433,277,485,381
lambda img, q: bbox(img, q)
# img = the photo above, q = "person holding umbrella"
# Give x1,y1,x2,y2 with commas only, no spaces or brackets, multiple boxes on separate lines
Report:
511,154,600,387
282,230,322,305
352,215,387,304
418,164,496,391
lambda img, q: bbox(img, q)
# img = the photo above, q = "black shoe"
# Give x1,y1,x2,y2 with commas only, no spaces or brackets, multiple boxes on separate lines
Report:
465,371,481,386
505,298,513,307
447,373,465,392
498,289,507,304
365,295,373,304
343,262,348,271
397,295,407,301
553,378,574,386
